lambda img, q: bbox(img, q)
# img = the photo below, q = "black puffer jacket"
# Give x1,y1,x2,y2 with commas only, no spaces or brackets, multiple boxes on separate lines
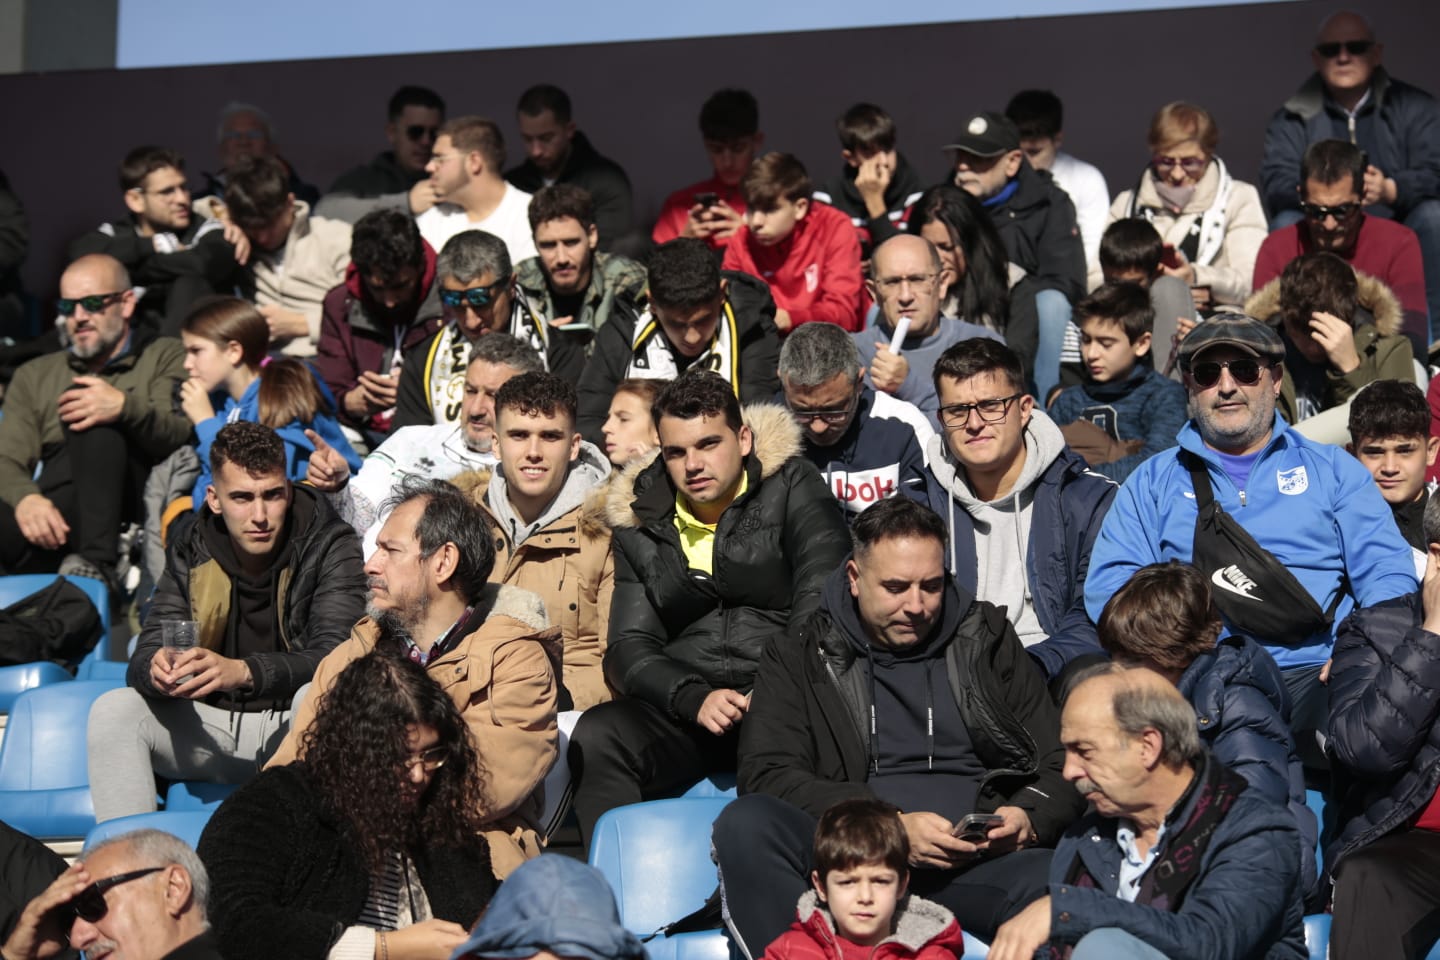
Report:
599,404,850,721
989,162,1086,304
1326,591,1440,880
198,764,494,960
738,568,1083,845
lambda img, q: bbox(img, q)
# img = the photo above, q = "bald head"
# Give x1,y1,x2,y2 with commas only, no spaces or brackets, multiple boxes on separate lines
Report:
874,234,943,276
63,253,131,293
1316,10,1374,43
868,234,948,336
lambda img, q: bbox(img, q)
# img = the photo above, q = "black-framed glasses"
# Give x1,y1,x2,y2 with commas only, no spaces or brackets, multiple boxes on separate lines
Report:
939,393,1022,427
440,280,509,311
70,867,163,923
791,388,860,426
406,124,440,142
404,745,449,773
1300,201,1361,222
57,292,126,317
1187,358,1273,388
1315,39,1374,58
1152,155,1209,175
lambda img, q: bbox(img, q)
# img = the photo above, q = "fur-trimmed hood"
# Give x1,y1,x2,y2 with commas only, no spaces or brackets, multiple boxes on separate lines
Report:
600,402,803,531
792,889,962,955
1245,268,1404,337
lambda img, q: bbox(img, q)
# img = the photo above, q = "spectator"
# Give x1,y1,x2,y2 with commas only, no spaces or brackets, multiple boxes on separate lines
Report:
513,184,647,385
179,297,360,512
1261,11,1440,338
320,85,446,222
576,238,781,444
1095,561,1317,900
724,153,864,334
988,665,1306,960
505,84,636,253
600,378,663,468
852,233,1003,432
813,103,926,256
715,497,1079,950
68,146,240,336
1327,493,1440,960
0,254,190,587
1091,219,1199,378
316,209,444,445
652,89,761,252
778,321,932,519
568,371,850,848
309,335,541,555
1083,314,1417,769
197,101,319,209
218,155,352,359
1106,102,1267,317
417,117,536,263
1247,251,1413,430
909,338,1116,678
452,373,614,712
2,830,217,960
762,798,964,960
1254,139,1429,349
945,110,1085,406
1049,283,1188,482
269,478,559,878
1347,379,1435,571
200,653,494,960
1006,89,1110,268
87,422,366,821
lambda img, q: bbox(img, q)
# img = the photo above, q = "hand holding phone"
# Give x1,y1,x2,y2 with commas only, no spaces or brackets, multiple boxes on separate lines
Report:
951,813,1005,843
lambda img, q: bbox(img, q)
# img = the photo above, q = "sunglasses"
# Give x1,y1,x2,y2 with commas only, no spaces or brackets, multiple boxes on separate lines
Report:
1315,40,1375,58
57,291,126,317
440,280,509,311
939,394,1023,427
1152,155,1209,174
1300,201,1360,222
405,124,440,142
69,867,163,923
1187,358,1273,388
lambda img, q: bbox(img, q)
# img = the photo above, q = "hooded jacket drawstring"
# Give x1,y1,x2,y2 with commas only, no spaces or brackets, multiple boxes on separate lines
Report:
864,644,936,773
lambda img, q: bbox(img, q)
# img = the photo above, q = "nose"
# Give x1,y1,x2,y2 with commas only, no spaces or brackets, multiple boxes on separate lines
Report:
900,584,927,616
856,880,875,904
1062,753,1083,782
69,916,98,951
426,158,438,174
1380,453,1400,474
364,552,381,577
684,327,704,347
807,418,829,436
407,761,427,784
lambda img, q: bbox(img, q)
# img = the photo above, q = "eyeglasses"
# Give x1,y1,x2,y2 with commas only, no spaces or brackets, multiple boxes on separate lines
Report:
791,388,860,426
874,273,939,295
57,292,126,317
938,394,1022,427
404,745,449,773
1315,39,1375,58
1300,201,1361,222
1186,358,1273,388
69,867,163,923
406,125,440,142
1152,156,1209,175
440,280,509,311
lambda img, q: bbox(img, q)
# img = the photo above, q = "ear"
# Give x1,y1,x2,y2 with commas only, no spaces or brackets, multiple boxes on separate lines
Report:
935,269,953,303
1270,363,1284,399
118,289,138,320
1017,392,1035,430
163,865,195,919
430,541,460,586
793,197,810,220
1138,726,1165,769
384,120,400,146
586,223,599,251
737,423,754,458
123,189,145,217
811,870,827,903
569,431,582,464
205,484,221,515
564,120,577,139
1003,150,1024,178
1426,436,1438,467
897,869,910,901
842,149,859,169
718,278,730,301
467,150,485,176
1054,131,1066,150
223,339,245,367
846,557,861,598
1132,331,1153,358
864,275,879,303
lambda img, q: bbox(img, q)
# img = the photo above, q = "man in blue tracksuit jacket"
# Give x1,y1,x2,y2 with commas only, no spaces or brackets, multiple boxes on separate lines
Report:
1084,314,1416,765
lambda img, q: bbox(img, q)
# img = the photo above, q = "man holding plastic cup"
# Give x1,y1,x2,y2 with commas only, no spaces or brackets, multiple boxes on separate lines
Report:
86,422,367,822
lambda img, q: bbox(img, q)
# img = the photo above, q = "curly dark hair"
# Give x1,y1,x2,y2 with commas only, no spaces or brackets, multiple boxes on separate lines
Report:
495,371,577,424
647,238,721,310
210,421,286,477
351,209,424,280
299,651,489,874
653,369,742,432
527,183,594,232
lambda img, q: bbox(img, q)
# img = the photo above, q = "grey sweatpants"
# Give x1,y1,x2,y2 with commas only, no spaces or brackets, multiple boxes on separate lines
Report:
86,687,292,822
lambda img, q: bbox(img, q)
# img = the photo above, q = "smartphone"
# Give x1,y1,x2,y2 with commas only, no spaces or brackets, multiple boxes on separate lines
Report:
1160,244,1183,270
694,191,719,208
952,813,1004,843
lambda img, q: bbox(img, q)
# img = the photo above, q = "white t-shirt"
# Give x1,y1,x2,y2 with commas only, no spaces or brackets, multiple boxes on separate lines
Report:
1048,151,1110,269
416,183,537,264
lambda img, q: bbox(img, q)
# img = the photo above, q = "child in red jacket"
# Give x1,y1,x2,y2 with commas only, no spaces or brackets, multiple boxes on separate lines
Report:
762,798,965,960
723,153,864,334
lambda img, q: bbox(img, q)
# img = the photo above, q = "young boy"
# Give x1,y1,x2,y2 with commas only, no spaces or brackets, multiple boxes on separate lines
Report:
651,89,762,253
1004,89,1109,268
723,153,863,333
813,103,926,258
1348,379,1437,575
763,798,962,960
1048,282,1188,481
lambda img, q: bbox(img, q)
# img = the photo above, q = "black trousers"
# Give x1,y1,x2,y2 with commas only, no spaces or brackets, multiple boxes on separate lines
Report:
1282,663,1330,777
713,793,1053,958
0,424,147,574
568,696,739,851
1332,829,1440,960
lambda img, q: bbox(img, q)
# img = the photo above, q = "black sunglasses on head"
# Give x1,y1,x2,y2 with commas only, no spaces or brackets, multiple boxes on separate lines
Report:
69,867,163,924
1315,39,1374,58
1187,358,1273,388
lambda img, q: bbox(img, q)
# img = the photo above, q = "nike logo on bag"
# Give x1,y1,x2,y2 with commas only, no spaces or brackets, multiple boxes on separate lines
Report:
1211,565,1262,601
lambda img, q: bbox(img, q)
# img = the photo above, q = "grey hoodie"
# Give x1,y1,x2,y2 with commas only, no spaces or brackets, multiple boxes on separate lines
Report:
487,440,611,547
923,410,1067,648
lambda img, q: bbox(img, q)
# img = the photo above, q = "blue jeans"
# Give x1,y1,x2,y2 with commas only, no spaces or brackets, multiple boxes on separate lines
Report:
1402,199,1440,344
1033,289,1073,405
1071,928,1172,960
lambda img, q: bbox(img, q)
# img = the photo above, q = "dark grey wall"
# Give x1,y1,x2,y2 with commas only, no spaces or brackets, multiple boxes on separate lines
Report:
1,0,1435,301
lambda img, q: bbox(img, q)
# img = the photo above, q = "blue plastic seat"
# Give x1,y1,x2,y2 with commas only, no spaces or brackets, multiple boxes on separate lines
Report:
84,810,214,852
0,680,120,839
76,658,128,683
678,773,738,800
164,780,240,812
0,661,72,713
1304,914,1329,960
1304,789,1327,876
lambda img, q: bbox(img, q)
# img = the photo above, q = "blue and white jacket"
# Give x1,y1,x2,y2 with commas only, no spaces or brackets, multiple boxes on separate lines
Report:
798,388,934,521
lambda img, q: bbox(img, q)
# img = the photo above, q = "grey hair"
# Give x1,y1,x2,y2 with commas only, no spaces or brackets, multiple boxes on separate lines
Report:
437,230,512,285
87,829,210,924
380,477,495,603
468,333,544,374
778,321,862,388
216,102,275,143
1424,490,1440,548
1068,662,1202,769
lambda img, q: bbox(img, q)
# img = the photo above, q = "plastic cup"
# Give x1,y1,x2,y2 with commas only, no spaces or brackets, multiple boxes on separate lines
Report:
162,619,199,683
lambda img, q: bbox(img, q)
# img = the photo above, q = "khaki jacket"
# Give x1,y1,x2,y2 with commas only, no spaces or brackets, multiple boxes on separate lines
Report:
453,469,616,712
268,583,560,879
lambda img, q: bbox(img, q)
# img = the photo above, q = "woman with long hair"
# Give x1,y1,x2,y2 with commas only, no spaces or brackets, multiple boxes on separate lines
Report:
908,185,1012,333
198,652,495,960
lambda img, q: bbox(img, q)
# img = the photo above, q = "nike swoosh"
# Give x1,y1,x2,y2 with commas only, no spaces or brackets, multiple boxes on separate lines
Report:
1211,568,1262,602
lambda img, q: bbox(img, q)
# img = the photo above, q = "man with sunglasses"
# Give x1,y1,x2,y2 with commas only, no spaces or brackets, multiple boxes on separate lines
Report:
1085,314,1416,767
0,253,191,588
1255,140,1429,349
319,85,447,224
779,321,932,521
1261,11,1440,337
4,829,217,960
